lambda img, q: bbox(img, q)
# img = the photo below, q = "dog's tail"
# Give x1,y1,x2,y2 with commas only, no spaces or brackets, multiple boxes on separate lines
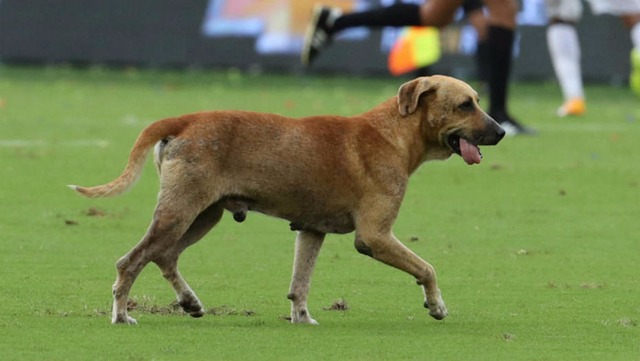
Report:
68,116,190,198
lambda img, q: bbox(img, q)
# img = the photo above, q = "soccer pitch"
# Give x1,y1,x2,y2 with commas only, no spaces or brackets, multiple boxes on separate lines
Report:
0,66,638,360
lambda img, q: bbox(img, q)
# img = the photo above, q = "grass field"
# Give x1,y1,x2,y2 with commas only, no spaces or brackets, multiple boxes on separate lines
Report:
0,65,638,360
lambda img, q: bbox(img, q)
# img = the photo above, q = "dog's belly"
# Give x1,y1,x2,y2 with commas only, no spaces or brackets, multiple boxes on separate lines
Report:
287,213,355,234
256,205,355,235
221,196,355,234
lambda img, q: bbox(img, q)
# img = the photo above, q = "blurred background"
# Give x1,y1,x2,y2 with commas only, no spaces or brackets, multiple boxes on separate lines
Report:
0,0,633,84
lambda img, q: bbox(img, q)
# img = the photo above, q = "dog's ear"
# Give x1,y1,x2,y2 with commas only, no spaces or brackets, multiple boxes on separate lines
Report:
397,77,439,116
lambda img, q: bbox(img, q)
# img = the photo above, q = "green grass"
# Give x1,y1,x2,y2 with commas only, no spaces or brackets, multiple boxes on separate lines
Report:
0,65,638,360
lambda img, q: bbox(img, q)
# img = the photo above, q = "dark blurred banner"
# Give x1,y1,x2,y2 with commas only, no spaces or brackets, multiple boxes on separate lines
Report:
0,0,632,82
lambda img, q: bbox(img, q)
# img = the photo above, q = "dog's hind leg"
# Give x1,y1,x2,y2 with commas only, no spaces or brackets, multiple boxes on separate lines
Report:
287,230,325,325
111,208,199,324
111,168,219,324
154,202,224,318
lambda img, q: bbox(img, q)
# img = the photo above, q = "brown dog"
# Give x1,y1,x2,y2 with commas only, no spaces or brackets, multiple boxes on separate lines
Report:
70,75,504,325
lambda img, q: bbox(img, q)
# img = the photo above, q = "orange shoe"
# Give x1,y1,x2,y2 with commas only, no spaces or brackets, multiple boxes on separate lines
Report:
557,97,586,117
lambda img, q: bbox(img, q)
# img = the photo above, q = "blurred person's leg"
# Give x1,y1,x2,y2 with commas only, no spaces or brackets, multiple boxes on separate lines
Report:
482,0,535,134
464,0,490,84
302,1,462,66
545,0,586,116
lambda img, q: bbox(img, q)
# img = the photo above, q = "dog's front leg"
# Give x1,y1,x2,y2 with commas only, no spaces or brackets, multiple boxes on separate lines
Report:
287,230,325,325
354,229,448,321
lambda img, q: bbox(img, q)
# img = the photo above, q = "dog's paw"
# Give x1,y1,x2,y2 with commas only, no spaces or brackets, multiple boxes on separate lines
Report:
112,314,138,325
179,298,205,318
290,309,319,325
291,317,319,325
423,299,448,320
422,287,448,320
188,309,205,318
428,305,448,320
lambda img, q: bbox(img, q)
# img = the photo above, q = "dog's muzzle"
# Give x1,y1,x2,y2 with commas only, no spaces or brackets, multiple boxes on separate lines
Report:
447,117,505,165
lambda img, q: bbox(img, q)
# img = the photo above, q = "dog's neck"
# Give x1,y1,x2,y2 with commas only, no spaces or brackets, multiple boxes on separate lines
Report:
358,98,429,174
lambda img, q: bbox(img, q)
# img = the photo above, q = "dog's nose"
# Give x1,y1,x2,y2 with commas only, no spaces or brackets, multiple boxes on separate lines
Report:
483,122,506,145
480,114,506,145
495,125,506,142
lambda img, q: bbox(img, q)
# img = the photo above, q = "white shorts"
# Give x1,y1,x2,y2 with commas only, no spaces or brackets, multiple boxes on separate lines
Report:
546,0,640,22
587,0,640,15
546,0,583,22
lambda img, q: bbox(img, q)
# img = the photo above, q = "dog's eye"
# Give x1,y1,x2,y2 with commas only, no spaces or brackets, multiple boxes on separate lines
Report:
458,100,475,112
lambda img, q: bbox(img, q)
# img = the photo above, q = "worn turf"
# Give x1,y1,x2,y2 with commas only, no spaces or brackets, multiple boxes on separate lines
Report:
0,65,638,360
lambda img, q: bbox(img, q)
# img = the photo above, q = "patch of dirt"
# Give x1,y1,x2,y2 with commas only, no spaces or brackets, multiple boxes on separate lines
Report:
126,298,182,315
617,318,637,327
85,207,106,217
323,298,349,311
206,305,255,317
123,297,256,317
94,309,108,317
580,282,605,289
547,281,606,290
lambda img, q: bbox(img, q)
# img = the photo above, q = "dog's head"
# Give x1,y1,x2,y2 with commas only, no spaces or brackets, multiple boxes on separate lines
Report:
397,75,505,165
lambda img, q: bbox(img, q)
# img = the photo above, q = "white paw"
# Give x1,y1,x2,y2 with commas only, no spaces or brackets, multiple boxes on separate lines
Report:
428,302,448,320
112,314,138,325
291,317,319,325
424,290,448,320
290,309,319,325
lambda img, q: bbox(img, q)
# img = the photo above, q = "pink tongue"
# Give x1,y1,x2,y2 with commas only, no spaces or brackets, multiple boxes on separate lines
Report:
459,138,482,165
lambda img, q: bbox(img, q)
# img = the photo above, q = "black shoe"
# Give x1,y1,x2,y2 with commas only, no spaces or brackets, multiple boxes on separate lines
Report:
491,111,536,136
301,5,342,66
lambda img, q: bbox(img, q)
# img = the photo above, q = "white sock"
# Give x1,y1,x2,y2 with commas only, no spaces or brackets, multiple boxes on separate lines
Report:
547,24,584,100
631,22,640,52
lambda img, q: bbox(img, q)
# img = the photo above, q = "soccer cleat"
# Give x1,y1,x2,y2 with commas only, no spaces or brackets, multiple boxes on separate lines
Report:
499,120,537,136
301,5,342,66
556,97,586,117
490,111,537,136
630,49,640,96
